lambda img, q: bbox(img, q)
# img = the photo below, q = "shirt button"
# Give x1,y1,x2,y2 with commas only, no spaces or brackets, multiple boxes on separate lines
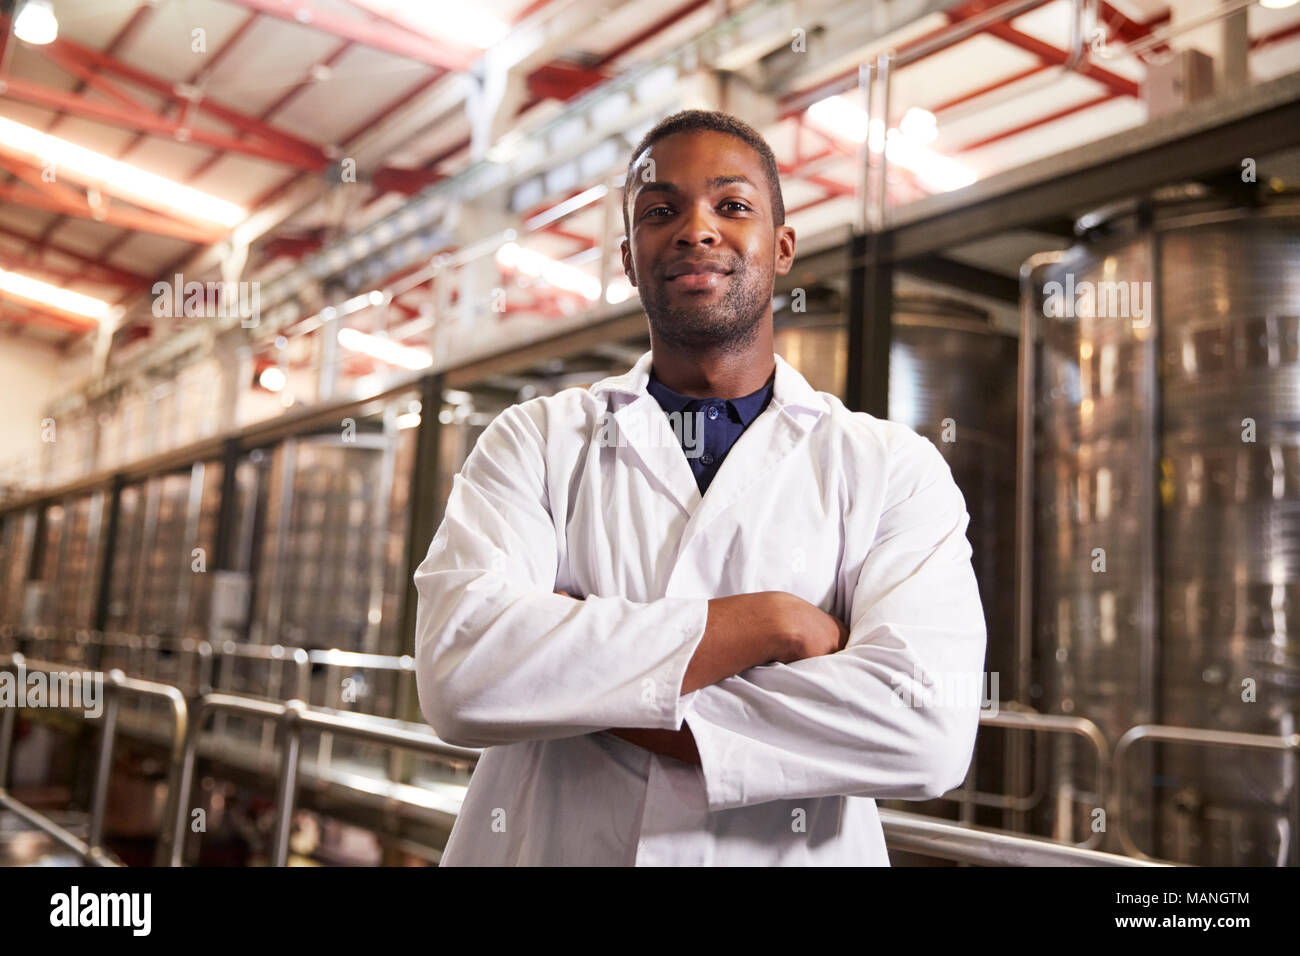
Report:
700,453,714,465
706,405,720,420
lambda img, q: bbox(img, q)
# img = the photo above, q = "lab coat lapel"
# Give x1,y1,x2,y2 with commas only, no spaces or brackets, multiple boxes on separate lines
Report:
670,353,830,563
610,392,700,519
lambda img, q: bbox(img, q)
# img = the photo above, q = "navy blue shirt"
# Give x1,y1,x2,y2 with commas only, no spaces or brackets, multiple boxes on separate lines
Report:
646,367,775,495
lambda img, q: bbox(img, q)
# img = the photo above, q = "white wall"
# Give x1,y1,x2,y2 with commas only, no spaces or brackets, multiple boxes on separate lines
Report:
0,337,92,485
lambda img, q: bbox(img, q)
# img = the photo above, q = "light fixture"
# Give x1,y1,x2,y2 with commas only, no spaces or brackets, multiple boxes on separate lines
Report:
0,115,245,226
899,107,938,145
258,366,287,392
1260,0,1297,9
0,268,111,321
396,412,422,429
14,0,58,45
496,242,601,300
806,95,975,193
377,1,508,47
337,327,433,370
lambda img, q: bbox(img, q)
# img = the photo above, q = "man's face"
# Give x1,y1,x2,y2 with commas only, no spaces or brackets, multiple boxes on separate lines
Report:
621,130,795,354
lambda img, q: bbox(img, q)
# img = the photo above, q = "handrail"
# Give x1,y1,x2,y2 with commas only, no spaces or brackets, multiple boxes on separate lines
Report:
0,653,188,866
6,632,1282,867
0,790,120,867
1113,724,1300,864
878,809,1167,867
934,707,1109,849
173,693,478,867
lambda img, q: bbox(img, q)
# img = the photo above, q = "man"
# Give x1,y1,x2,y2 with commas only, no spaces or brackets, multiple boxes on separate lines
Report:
414,109,987,866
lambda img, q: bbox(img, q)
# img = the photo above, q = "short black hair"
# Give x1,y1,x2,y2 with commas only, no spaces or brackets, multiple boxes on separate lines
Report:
621,109,785,238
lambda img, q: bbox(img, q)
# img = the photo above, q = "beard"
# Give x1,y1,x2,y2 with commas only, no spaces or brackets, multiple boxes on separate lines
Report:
639,258,771,355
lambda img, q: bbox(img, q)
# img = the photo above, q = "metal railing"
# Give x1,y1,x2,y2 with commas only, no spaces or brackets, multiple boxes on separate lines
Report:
937,707,1111,849
879,809,1166,867
8,632,1282,868
1113,724,1300,864
0,653,188,866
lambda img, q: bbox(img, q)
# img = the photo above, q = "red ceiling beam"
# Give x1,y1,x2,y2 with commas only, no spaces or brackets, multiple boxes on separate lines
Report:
43,44,153,113
371,165,448,196
44,36,330,167
0,224,152,287
956,92,1116,151
0,300,99,334
0,76,328,170
527,61,610,102
1253,20,1300,51
222,0,478,71
0,179,224,245
0,249,132,289
0,148,231,236
263,232,326,260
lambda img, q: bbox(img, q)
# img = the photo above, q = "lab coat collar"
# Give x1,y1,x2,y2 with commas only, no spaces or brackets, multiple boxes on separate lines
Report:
590,349,829,425
589,349,829,534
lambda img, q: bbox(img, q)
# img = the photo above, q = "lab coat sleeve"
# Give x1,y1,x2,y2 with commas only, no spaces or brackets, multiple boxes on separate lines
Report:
682,429,988,811
413,401,710,749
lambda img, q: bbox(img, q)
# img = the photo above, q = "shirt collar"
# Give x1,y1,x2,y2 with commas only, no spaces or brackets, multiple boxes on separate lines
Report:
645,368,774,427
592,350,829,426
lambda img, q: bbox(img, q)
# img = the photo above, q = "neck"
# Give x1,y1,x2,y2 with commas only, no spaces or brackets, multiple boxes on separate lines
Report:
648,321,776,398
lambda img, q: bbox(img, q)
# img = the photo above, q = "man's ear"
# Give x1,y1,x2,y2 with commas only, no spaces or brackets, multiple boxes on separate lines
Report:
621,237,637,287
774,225,796,276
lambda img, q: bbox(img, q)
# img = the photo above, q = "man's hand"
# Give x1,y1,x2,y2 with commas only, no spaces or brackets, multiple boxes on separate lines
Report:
605,726,701,766
554,587,848,766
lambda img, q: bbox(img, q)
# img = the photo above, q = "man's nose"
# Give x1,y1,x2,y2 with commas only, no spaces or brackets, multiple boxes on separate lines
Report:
673,206,719,246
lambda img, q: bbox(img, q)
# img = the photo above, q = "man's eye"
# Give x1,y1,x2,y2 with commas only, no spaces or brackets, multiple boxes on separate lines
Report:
645,207,671,217
722,201,751,211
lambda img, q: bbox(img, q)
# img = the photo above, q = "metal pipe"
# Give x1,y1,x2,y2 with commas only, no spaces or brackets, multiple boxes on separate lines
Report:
925,0,1094,126
893,0,1057,68
1015,251,1066,836
270,700,304,867
878,809,1169,866
1094,0,1254,61
0,789,121,867
875,50,893,231
87,675,121,849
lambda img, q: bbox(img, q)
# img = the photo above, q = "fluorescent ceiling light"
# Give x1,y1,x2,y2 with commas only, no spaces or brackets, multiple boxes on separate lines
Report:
338,327,433,370
376,1,508,47
0,267,111,321
1259,0,1297,9
0,115,245,227
525,184,608,231
14,0,58,45
497,241,601,300
806,95,975,193
396,412,422,429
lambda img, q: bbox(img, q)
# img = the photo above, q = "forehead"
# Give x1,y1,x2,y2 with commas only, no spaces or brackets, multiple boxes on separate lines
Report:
630,130,766,200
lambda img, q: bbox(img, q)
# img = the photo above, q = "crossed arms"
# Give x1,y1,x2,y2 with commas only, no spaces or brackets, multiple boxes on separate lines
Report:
412,403,987,811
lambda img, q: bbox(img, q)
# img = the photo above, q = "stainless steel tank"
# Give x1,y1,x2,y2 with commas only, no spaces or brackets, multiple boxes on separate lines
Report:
1028,189,1300,865
773,288,1019,830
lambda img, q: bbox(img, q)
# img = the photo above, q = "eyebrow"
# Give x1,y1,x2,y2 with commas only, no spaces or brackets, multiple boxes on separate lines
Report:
634,175,760,202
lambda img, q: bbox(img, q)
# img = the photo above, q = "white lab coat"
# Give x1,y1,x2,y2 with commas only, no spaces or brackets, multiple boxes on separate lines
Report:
413,349,987,865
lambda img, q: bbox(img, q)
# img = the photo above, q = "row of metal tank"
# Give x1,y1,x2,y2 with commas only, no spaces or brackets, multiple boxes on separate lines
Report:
770,186,1299,866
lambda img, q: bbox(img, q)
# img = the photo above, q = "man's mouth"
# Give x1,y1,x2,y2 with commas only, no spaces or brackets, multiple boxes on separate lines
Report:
667,271,731,291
